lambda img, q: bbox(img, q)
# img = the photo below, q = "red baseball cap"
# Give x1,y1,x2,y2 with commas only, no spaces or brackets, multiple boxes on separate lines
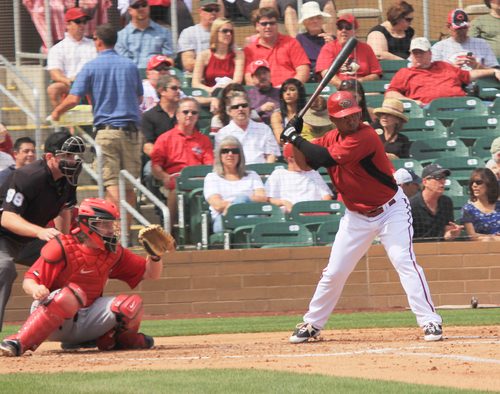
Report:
283,143,293,158
147,55,172,70
65,7,90,23
249,59,270,75
448,9,470,29
327,91,361,118
336,14,358,29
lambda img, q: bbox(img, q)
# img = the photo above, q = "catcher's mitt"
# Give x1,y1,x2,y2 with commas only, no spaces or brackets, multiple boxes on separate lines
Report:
138,225,176,257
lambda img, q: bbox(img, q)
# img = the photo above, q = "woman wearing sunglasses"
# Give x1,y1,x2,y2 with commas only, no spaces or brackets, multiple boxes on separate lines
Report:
192,18,245,96
367,1,415,60
204,136,267,233
461,168,500,241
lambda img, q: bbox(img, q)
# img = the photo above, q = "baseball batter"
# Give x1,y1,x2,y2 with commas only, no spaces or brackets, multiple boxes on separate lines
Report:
280,91,443,343
0,198,171,357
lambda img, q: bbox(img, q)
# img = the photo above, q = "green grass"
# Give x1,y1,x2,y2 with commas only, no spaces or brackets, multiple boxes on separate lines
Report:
0,369,496,394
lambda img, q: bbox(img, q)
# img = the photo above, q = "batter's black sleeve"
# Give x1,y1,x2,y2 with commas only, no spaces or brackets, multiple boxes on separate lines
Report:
293,135,338,168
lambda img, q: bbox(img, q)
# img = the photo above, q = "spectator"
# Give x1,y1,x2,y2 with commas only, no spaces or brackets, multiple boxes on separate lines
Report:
316,14,382,88
46,8,97,109
370,99,410,159
151,98,214,231
270,78,307,145
116,0,174,69
211,83,262,133
0,138,36,187
265,143,332,212
278,0,336,38
0,152,14,172
386,37,500,107
367,1,415,60
246,60,280,125
192,18,245,95
394,168,421,198
204,136,267,233
141,55,180,113
243,7,311,86
51,24,143,242
462,168,500,241
295,2,335,72
219,0,278,29
0,123,13,158
338,79,373,122
410,163,463,242
215,91,281,163
177,0,221,73
432,9,499,71
469,0,500,57
301,96,334,141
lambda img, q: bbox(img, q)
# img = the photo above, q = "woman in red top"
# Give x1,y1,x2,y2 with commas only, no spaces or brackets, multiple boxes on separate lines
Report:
192,17,245,95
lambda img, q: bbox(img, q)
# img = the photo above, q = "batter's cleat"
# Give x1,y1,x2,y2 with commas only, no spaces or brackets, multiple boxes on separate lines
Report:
290,322,321,343
61,340,98,350
0,339,21,357
141,333,155,349
423,322,443,341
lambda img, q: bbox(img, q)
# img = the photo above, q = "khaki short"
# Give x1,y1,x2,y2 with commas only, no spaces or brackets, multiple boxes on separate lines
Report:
94,127,141,189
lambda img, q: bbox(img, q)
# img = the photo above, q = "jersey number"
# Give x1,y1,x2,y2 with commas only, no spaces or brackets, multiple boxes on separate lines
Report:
6,189,24,207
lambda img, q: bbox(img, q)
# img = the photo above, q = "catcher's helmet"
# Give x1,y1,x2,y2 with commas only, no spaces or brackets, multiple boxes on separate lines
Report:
77,198,120,252
56,136,86,186
327,91,362,118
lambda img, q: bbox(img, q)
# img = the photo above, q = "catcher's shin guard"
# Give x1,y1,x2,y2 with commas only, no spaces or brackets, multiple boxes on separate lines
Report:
97,294,149,350
8,283,86,355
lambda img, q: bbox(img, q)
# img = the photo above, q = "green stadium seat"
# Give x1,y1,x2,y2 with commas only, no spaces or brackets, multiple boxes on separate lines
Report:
474,77,500,101
425,97,489,124
248,221,314,248
409,137,470,164
400,117,448,142
287,200,345,234
365,94,385,108
315,216,342,246
390,158,424,174
247,163,288,183
400,100,424,119
379,60,409,81
443,177,466,197
489,97,500,115
448,116,500,146
471,135,497,161
304,83,336,97
428,156,485,186
361,80,391,94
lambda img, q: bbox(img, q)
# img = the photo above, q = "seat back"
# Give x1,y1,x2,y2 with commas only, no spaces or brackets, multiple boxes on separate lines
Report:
400,100,424,119
400,117,448,141
448,116,500,146
176,165,214,192
474,77,500,101
409,137,470,163
304,83,336,97
360,80,391,94
425,97,489,122
247,163,287,183
315,216,343,246
222,202,286,230
489,97,500,115
390,158,424,174
287,201,345,225
379,60,410,74
248,221,314,248
429,156,485,185
443,177,466,197
471,135,497,161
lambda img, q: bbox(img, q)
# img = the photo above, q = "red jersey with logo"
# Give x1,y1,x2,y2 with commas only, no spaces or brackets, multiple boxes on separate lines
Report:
311,122,397,212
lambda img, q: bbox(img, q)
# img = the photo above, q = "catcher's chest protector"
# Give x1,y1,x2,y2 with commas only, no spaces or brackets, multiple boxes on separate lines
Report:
42,235,123,307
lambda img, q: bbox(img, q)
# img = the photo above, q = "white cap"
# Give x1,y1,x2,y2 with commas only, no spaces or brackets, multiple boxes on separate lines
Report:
298,2,331,30
410,37,431,52
394,168,422,185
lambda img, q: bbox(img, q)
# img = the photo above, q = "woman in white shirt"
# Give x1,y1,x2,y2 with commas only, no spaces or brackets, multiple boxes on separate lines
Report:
204,136,267,233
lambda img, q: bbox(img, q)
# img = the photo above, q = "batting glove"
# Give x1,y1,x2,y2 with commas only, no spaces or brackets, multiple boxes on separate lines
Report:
280,115,303,144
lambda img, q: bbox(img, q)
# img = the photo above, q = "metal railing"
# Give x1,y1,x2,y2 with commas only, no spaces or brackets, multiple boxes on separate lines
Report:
0,54,42,158
118,170,170,249
75,126,105,200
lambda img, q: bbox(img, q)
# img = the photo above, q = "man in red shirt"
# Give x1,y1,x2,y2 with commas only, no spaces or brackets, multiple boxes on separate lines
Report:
280,91,443,343
243,7,310,86
151,98,214,232
316,14,382,88
386,37,500,107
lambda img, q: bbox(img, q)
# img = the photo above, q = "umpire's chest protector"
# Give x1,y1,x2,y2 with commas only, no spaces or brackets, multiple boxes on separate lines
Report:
41,235,123,307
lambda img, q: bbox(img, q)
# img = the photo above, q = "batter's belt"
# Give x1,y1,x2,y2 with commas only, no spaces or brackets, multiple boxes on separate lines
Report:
360,198,396,218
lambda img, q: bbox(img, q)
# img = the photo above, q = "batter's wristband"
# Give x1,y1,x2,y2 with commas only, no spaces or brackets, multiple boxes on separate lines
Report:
149,255,162,262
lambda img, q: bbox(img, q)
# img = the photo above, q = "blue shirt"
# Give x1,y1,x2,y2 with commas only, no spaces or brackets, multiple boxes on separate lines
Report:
70,49,143,127
461,201,500,235
116,20,174,69
0,165,15,187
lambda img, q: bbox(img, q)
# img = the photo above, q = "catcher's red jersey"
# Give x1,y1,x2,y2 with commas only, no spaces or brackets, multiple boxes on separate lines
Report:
25,235,146,307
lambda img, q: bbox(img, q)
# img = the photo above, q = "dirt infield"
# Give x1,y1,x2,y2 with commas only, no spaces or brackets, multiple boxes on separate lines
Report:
2,326,500,391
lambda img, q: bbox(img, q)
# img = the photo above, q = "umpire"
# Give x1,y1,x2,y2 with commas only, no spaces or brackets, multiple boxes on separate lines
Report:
0,131,85,331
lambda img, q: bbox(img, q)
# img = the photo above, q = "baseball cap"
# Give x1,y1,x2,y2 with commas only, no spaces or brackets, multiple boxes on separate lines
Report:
283,143,293,158
421,163,452,178
130,0,148,5
448,9,470,29
249,59,270,75
327,91,362,118
336,14,359,29
394,168,422,185
199,0,219,7
44,131,73,154
65,7,90,23
410,37,431,52
490,136,500,154
147,55,172,70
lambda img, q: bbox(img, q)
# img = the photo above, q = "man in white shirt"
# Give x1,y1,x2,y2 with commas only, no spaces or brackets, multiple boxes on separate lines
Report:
47,8,97,108
265,143,332,212
215,91,280,164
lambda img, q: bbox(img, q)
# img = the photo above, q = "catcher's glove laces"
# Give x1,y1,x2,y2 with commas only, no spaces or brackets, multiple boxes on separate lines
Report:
138,225,176,257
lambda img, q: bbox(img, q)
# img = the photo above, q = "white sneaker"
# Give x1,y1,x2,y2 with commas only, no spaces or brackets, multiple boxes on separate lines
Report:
290,322,322,343
423,322,443,341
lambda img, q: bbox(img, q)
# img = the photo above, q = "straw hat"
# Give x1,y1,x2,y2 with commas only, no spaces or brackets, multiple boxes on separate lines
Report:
373,99,409,123
304,96,331,127
298,2,331,30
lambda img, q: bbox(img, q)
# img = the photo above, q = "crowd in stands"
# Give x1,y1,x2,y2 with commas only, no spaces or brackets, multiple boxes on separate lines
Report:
14,0,500,245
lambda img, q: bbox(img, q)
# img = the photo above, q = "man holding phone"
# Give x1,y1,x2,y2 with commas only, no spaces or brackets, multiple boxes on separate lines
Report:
431,9,499,71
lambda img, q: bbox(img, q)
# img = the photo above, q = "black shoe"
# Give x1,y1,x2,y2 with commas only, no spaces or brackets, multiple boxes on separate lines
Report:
141,333,154,349
61,340,98,350
423,322,443,341
0,340,21,357
289,322,322,343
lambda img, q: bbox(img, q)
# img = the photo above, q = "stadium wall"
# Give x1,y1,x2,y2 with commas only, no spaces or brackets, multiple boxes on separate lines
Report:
5,241,500,322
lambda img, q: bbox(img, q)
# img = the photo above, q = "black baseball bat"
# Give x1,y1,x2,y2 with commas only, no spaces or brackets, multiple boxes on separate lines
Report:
297,37,358,119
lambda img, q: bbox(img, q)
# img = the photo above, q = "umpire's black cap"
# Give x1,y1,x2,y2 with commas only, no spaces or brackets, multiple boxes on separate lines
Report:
44,131,73,154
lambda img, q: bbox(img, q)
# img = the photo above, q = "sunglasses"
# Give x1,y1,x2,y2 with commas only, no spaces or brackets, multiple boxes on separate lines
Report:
153,66,170,72
472,179,485,186
71,18,88,25
203,6,220,13
426,175,447,181
221,148,240,154
404,17,413,22
92,36,98,41
219,29,234,34
181,110,198,115
166,85,181,91
259,21,277,27
337,25,354,31
230,103,249,110
130,2,148,9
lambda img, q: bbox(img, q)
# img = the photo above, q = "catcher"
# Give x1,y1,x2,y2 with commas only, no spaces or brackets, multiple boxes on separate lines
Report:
0,198,175,357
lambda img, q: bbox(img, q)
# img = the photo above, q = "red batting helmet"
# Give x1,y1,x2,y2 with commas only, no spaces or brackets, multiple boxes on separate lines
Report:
327,91,362,118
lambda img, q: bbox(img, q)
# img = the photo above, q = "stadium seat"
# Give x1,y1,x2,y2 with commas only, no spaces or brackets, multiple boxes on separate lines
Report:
390,158,424,174
315,216,343,246
409,137,470,164
248,221,314,248
489,97,500,115
428,156,485,186
471,135,497,161
379,60,409,81
443,177,466,197
365,94,385,108
400,100,424,119
425,97,489,124
474,77,500,101
400,117,448,141
247,163,288,183
287,200,345,233
361,80,391,94
304,83,336,97
448,116,500,146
